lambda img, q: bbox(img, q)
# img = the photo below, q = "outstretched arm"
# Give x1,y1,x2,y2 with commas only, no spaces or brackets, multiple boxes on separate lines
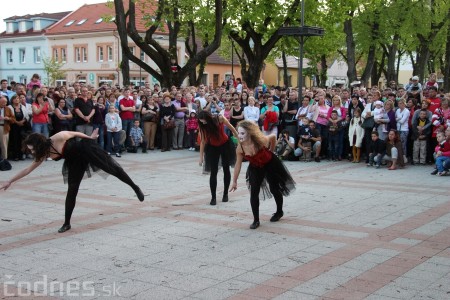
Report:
267,134,277,152
219,114,238,137
229,147,244,192
57,128,99,141
0,160,43,191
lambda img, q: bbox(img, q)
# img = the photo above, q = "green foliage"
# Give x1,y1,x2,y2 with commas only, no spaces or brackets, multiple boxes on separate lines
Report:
42,57,65,87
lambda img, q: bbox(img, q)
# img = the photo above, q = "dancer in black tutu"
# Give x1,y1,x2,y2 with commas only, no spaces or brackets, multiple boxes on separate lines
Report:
198,110,238,205
230,120,296,229
0,129,144,233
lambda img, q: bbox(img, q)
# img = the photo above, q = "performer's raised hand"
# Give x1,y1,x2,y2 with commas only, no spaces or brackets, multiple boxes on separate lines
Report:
90,128,99,139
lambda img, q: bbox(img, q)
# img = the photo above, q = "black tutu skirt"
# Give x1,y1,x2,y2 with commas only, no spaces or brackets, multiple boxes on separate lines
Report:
62,138,119,184
246,152,296,200
203,138,236,174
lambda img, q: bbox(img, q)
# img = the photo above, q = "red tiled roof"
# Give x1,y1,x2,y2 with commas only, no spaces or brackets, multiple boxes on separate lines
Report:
4,11,71,21
46,1,162,35
0,11,71,38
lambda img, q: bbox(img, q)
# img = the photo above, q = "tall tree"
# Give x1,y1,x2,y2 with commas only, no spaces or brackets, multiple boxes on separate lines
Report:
113,0,224,88
226,0,301,88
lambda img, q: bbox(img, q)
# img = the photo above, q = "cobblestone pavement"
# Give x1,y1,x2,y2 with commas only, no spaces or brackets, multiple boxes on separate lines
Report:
0,150,449,299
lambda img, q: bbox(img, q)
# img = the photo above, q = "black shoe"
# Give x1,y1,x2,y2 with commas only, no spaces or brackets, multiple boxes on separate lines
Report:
222,195,228,202
270,211,284,222
430,169,438,175
315,157,320,163
134,185,144,202
249,221,260,229
210,198,216,205
58,224,71,233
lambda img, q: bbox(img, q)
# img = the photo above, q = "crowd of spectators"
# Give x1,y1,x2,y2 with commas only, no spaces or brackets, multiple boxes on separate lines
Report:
0,73,449,176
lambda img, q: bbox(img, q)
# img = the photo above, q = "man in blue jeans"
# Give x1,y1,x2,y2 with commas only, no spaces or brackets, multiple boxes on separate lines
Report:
119,89,136,149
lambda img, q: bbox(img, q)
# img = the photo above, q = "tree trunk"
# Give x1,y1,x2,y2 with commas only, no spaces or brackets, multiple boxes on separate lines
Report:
360,44,376,87
121,56,130,86
444,18,450,92
282,51,289,88
385,35,399,83
344,18,358,83
320,54,328,88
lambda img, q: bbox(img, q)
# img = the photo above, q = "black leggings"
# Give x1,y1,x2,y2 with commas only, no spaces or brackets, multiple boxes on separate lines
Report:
249,168,283,222
64,157,137,225
208,148,231,200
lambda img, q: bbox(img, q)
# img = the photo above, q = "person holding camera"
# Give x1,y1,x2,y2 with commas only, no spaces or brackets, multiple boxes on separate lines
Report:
276,129,295,160
295,119,322,162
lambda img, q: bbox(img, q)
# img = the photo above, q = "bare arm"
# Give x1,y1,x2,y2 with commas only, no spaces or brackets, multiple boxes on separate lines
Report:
267,134,277,152
229,147,244,192
0,160,43,190
199,131,205,166
219,115,238,137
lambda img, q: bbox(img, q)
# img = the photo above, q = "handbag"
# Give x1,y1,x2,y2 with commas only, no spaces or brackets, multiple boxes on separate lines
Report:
361,103,374,129
163,119,176,130
142,113,155,122
361,117,375,129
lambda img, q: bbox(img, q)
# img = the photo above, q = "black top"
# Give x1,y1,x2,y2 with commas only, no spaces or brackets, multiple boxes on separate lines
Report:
73,97,94,125
159,104,176,121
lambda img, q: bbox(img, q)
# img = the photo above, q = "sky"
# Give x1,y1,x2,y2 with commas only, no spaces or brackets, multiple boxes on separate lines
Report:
0,0,102,32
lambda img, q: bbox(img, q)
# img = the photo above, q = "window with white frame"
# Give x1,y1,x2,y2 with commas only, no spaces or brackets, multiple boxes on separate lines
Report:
140,51,145,61
7,76,13,84
82,47,87,62
98,46,104,62
107,46,113,61
98,76,113,86
34,47,41,63
6,49,13,64
55,79,67,87
130,77,146,87
61,48,66,63
19,75,27,84
53,48,59,61
19,48,26,64
75,47,81,62
129,47,135,55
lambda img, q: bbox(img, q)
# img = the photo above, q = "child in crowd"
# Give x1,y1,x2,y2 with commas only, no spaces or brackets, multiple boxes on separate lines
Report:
431,131,450,176
105,105,123,157
372,100,385,132
367,131,386,168
412,109,431,165
348,107,364,163
128,119,147,153
186,111,199,151
327,110,343,161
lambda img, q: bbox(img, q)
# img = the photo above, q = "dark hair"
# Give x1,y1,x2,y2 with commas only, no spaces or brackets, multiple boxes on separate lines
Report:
34,93,44,103
23,133,52,162
281,129,289,135
371,131,379,137
197,110,221,142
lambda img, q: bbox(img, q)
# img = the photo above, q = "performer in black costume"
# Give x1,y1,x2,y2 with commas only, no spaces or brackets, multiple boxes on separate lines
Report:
0,129,144,233
230,120,296,229
197,110,237,205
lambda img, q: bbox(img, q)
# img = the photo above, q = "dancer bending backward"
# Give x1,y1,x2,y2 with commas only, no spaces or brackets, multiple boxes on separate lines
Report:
198,110,238,205
230,120,296,229
0,129,144,233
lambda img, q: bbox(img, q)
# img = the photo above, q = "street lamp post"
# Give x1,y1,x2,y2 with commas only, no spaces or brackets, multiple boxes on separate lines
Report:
277,0,324,93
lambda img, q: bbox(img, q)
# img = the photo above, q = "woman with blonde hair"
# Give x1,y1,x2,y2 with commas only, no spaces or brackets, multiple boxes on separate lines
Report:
230,120,296,229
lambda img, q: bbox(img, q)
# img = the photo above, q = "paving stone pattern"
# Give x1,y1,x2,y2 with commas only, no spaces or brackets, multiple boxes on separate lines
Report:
0,151,449,299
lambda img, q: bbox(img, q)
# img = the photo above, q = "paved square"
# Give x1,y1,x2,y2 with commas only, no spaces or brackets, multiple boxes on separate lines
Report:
0,151,449,299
